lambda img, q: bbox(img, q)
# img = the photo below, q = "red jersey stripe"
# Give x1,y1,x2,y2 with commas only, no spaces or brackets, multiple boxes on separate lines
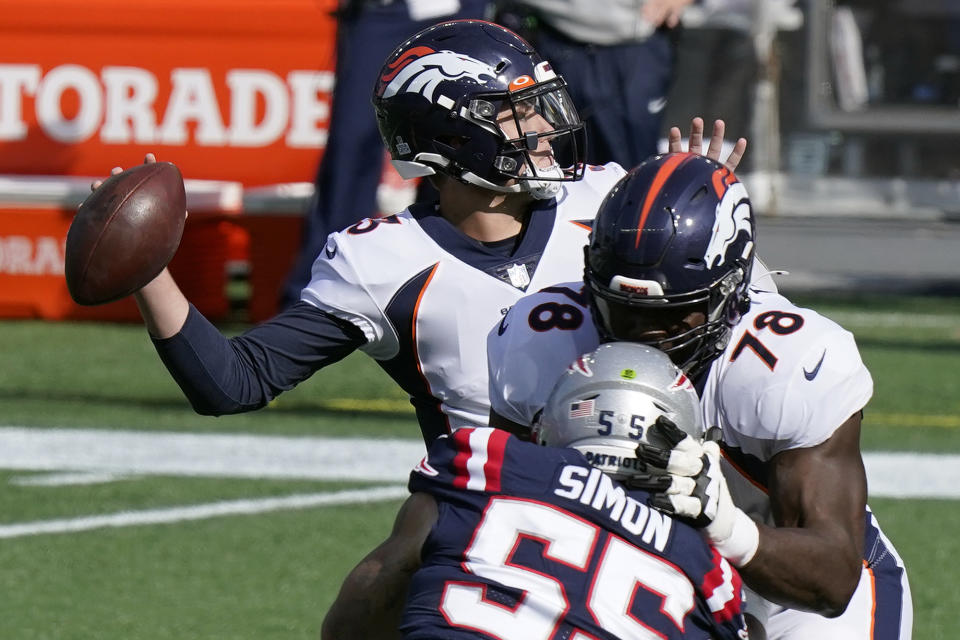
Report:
481,429,510,493
451,428,475,490
702,547,744,623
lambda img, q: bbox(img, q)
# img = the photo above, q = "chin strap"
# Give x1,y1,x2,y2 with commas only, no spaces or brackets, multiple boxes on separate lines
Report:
392,155,563,199
524,162,564,200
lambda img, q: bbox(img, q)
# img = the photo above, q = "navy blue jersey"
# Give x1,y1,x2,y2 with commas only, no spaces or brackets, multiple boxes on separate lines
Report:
402,427,747,640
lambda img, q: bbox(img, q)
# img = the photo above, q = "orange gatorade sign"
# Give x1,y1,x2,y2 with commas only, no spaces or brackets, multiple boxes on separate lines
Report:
0,0,341,320
0,0,338,185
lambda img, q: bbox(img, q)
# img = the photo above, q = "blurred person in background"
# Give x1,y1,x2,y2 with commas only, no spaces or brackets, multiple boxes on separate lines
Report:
494,0,692,167
664,0,763,141
282,0,491,309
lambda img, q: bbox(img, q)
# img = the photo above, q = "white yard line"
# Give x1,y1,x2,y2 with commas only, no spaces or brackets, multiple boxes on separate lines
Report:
821,310,958,330
863,453,960,499
10,471,132,486
820,309,960,329
2,426,958,497
0,486,408,539
0,426,426,481
0,426,957,541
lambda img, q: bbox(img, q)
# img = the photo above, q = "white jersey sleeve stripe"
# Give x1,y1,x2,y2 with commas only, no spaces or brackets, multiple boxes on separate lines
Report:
705,556,738,615
449,427,511,493
464,428,492,492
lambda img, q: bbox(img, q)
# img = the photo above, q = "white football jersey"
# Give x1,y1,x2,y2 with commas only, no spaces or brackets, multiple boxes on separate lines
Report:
699,288,873,525
487,280,601,427
301,164,626,441
487,278,899,638
486,279,872,523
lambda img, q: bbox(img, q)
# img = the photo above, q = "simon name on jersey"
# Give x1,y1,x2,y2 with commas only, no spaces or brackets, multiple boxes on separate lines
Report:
552,463,674,553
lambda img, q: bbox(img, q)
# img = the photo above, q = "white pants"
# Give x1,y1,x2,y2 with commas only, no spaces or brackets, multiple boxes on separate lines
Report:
765,562,913,640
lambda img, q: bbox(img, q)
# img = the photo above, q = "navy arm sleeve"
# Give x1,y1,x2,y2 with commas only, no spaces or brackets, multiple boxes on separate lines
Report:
151,301,367,415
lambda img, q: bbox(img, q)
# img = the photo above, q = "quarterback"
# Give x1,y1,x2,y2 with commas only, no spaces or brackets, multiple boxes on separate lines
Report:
486,153,912,638
119,20,743,445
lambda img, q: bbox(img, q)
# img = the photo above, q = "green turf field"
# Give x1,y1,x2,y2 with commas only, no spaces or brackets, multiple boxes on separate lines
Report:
1,293,958,639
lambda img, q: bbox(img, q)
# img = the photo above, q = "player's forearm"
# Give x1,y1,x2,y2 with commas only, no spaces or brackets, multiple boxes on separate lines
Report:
740,414,867,616
149,304,269,416
322,591,404,640
739,523,862,617
323,494,433,640
134,268,189,338
150,302,364,416
321,558,407,640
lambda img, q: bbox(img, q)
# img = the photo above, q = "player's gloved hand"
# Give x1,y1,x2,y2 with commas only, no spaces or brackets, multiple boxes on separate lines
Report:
635,417,760,567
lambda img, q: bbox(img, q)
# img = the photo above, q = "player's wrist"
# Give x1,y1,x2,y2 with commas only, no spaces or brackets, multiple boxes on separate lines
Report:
711,508,759,567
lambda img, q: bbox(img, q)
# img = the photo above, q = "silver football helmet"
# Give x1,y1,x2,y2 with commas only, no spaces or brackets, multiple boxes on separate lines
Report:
533,342,704,480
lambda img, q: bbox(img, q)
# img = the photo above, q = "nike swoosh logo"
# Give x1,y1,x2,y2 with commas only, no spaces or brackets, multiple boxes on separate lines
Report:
647,96,667,114
497,314,510,336
803,350,826,381
325,244,337,259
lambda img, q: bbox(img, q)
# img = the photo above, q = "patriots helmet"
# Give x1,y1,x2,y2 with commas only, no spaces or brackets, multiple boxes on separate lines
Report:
584,152,755,378
533,342,704,481
372,20,585,199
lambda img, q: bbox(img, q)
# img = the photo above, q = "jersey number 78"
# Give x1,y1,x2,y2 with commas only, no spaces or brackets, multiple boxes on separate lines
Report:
730,310,804,371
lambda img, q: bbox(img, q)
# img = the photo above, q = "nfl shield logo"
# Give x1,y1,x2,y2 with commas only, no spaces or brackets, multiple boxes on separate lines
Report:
507,263,530,289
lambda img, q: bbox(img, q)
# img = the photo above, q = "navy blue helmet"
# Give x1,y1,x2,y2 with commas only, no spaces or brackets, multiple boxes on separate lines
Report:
372,20,585,199
584,152,755,377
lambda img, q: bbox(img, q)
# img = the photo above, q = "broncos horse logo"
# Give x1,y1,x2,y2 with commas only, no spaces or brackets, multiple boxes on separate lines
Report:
703,178,751,269
379,46,499,103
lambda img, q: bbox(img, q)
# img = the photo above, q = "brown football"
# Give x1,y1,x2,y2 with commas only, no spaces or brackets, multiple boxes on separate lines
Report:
65,161,186,306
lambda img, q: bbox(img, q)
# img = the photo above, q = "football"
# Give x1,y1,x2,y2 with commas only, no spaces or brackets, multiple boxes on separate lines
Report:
65,161,186,305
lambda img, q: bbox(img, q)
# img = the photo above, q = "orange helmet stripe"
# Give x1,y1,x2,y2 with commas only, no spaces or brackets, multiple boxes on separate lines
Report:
635,153,689,249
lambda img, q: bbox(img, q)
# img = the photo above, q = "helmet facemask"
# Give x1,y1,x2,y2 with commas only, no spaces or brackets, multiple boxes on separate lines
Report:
417,76,585,198
586,262,752,379
483,78,585,199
